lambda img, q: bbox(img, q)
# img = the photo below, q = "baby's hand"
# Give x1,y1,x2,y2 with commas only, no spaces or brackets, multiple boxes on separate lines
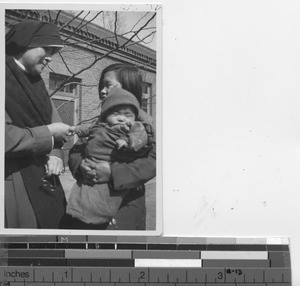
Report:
116,139,128,150
119,121,132,132
73,123,92,137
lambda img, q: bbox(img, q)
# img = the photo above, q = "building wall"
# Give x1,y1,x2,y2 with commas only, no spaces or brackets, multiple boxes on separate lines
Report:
42,44,156,125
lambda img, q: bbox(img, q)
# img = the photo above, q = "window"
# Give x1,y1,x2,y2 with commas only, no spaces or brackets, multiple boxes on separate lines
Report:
49,73,81,96
142,82,152,113
143,84,150,95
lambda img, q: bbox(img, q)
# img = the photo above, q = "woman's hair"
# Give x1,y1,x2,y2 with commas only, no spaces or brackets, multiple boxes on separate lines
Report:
98,63,143,104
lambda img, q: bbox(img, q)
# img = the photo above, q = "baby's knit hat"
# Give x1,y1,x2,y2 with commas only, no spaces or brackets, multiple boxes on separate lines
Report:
100,87,140,120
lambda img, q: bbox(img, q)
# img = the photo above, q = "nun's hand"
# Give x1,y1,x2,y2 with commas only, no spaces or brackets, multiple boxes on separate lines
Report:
47,123,75,142
45,156,64,176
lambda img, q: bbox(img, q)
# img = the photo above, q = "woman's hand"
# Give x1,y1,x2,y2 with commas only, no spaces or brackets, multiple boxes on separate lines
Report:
94,161,112,184
47,123,75,142
45,156,64,176
79,158,111,185
80,158,97,185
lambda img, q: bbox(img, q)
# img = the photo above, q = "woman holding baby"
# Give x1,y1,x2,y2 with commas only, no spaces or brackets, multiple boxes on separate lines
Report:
65,63,156,230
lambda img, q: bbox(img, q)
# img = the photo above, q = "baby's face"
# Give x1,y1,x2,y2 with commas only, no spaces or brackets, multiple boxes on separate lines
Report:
106,105,136,127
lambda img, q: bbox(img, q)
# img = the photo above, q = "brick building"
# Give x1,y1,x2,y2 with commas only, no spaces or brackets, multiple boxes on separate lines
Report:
5,9,157,154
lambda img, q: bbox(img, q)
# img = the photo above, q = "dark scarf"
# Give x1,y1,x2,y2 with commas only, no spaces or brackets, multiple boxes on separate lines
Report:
5,55,66,229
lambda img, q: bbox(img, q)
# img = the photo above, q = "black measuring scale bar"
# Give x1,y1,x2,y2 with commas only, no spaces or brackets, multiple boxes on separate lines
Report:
0,235,292,285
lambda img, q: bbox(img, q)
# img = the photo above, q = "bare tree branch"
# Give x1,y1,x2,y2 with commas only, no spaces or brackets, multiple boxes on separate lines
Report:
56,96,79,110
78,97,102,125
80,11,103,32
54,10,62,24
58,51,73,75
63,11,91,42
114,11,119,47
57,81,96,89
126,31,156,47
63,11,103,43
120,13,156,46
59,25,156,52
47,10,52,22
59,10,84,30
131,12,150,31
50,12,156,97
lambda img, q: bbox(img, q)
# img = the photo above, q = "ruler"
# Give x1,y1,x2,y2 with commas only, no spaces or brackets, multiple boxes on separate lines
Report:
0,235,291,285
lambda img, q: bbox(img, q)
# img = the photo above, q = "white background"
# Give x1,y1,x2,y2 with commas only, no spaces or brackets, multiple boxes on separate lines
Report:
1,0,300,284
159,0,300,282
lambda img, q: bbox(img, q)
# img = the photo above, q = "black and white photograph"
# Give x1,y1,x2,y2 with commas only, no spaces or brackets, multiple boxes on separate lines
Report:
2,4,162,235
2,0,300,284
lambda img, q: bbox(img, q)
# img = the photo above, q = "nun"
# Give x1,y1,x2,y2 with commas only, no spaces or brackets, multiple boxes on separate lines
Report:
5,19,74,229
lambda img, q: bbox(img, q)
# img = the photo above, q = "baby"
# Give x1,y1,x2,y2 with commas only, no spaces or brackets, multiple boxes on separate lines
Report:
66,87,154,227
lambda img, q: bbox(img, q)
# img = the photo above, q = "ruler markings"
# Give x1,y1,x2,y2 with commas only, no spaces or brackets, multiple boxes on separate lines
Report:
147,267,150,284
2,267,290,283
0,235,292,285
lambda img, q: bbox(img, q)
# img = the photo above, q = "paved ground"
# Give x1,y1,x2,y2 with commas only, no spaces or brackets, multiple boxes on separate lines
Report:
59,168,156,230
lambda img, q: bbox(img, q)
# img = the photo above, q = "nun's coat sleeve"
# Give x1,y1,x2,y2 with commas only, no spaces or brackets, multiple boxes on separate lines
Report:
5,111,52,157
5,99,63,159
49,99,64,159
